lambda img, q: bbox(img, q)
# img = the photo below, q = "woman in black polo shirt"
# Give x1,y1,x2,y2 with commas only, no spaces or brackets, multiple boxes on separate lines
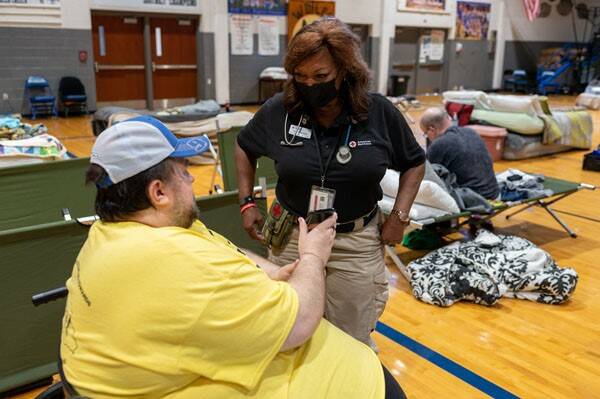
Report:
235,17,425,347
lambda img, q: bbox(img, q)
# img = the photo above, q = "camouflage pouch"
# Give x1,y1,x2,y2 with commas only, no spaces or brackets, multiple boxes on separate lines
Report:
262,199,296,250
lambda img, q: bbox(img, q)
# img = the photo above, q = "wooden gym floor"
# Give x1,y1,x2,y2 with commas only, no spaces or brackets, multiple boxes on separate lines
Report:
13,95,600,399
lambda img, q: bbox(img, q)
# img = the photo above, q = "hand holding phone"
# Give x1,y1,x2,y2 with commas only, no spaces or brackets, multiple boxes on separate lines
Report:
306,208,336,226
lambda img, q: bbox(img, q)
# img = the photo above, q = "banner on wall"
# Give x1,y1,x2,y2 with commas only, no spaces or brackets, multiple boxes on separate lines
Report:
258,16,280,56
92,0,196,8
0,0,60,3
287,0,335,40
228,0,286,16
404,0,444,11
456,1,491,40
230,14,254,55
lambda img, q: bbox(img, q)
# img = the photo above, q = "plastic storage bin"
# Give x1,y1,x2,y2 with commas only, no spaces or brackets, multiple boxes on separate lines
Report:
465,124,508,162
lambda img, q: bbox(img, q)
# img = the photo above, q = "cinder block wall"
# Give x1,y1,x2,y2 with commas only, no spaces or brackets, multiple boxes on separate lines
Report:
0,27,96,115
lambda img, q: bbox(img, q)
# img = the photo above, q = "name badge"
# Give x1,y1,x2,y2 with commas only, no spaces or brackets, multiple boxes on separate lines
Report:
289,124,312,139
308,185,336,212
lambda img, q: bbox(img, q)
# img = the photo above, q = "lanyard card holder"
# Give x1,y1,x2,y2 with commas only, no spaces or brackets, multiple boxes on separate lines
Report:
307,185,336,226
308,185,336,212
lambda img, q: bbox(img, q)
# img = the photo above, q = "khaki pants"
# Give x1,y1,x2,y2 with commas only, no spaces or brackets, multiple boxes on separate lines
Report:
269,213,389,345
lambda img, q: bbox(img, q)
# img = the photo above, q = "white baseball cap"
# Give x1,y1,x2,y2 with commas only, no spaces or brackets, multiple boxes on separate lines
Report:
91,116,210,188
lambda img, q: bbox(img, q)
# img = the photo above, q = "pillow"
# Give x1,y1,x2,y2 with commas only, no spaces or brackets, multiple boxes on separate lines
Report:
414,181,461,213
380,169,401,198
379,169,460,214
442,90,487,105
484,94,543,117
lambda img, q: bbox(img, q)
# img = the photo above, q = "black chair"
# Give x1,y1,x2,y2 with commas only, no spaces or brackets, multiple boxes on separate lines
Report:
58,77,87,117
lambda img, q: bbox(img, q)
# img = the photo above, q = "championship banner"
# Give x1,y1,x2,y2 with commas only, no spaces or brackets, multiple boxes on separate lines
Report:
287,0,335,40
404,0,444,11
228,0,286,16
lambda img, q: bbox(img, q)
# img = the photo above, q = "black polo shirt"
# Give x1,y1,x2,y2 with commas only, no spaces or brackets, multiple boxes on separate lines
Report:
237,93,425,223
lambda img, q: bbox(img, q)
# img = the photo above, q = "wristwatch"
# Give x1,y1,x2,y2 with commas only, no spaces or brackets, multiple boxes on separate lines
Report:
239,195,255,207
390,209,410,225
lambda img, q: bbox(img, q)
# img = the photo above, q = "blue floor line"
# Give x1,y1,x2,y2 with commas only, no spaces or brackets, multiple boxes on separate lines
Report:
375,321,520,399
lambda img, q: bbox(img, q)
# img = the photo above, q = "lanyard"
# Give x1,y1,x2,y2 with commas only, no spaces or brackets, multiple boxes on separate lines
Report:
313,123,352,187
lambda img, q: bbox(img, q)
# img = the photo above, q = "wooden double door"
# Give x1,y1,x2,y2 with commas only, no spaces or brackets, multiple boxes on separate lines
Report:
92,14,198,108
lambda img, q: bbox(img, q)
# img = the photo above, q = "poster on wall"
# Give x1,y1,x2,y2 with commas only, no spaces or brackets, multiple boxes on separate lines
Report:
0,0,60,4
419,34,430,63
228,0,286,16
429,29,445,61
456,1,491,40
230,14,254,55
404,0,445,11
143,0,196,5
258,16,280,56
287,0,335,39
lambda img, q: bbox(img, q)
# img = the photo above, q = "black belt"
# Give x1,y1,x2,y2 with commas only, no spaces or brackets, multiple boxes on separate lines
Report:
336,206,379,234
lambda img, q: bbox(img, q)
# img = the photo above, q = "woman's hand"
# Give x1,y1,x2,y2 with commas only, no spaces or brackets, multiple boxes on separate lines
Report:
380,216,406,246
242,207,265,241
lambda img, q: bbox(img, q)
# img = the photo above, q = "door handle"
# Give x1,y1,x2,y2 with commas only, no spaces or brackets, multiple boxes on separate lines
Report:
95,64,145,71
152,61,156,72
153,64,197,70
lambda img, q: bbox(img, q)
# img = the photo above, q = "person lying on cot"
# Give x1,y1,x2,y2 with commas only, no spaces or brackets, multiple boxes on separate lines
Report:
420,107,500,200
59,116,406,399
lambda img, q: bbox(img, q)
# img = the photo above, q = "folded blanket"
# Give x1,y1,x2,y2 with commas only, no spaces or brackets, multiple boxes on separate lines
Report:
0,115,48,141
442,90,487,106
154,100,221,122
540,110,592,149
470,109,545,135
0,134,68,160
443,91,548,116
260,67,288,80
502,132,572,160
0,117,21,129
576,92,600,110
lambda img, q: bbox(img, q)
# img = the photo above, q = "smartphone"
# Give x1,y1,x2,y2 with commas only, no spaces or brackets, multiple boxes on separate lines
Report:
306,208,335,225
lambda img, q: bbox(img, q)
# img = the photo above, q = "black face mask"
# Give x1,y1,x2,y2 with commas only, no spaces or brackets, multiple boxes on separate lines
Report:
294,78,339,109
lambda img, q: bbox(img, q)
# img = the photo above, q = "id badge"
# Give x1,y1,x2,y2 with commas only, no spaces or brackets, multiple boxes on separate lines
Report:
289,124,312,139
308,185,336,212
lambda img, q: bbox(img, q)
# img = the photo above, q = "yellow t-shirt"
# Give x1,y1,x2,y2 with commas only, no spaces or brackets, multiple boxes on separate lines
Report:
61,220,384,399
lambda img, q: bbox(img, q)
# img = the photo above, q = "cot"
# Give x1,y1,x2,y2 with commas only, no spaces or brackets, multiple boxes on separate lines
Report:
383,176,596,279
403,176,594,238
0,190,267,395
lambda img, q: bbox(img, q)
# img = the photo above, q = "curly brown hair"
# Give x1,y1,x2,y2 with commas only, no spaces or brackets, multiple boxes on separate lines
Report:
283,17,372,121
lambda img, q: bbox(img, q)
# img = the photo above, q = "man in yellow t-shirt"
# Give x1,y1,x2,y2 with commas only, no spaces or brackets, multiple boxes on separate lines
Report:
60,116,406,398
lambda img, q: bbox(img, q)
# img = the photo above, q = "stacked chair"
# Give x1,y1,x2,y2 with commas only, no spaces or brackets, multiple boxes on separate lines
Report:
58,76,87,117
24,76,57,119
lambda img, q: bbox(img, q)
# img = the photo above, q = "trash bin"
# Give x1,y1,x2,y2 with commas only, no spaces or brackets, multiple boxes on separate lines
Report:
259,77,285,103
390,75,410,96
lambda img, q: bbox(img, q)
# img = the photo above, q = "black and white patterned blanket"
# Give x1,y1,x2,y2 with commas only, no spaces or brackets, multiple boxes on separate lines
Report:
407,231,578,306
